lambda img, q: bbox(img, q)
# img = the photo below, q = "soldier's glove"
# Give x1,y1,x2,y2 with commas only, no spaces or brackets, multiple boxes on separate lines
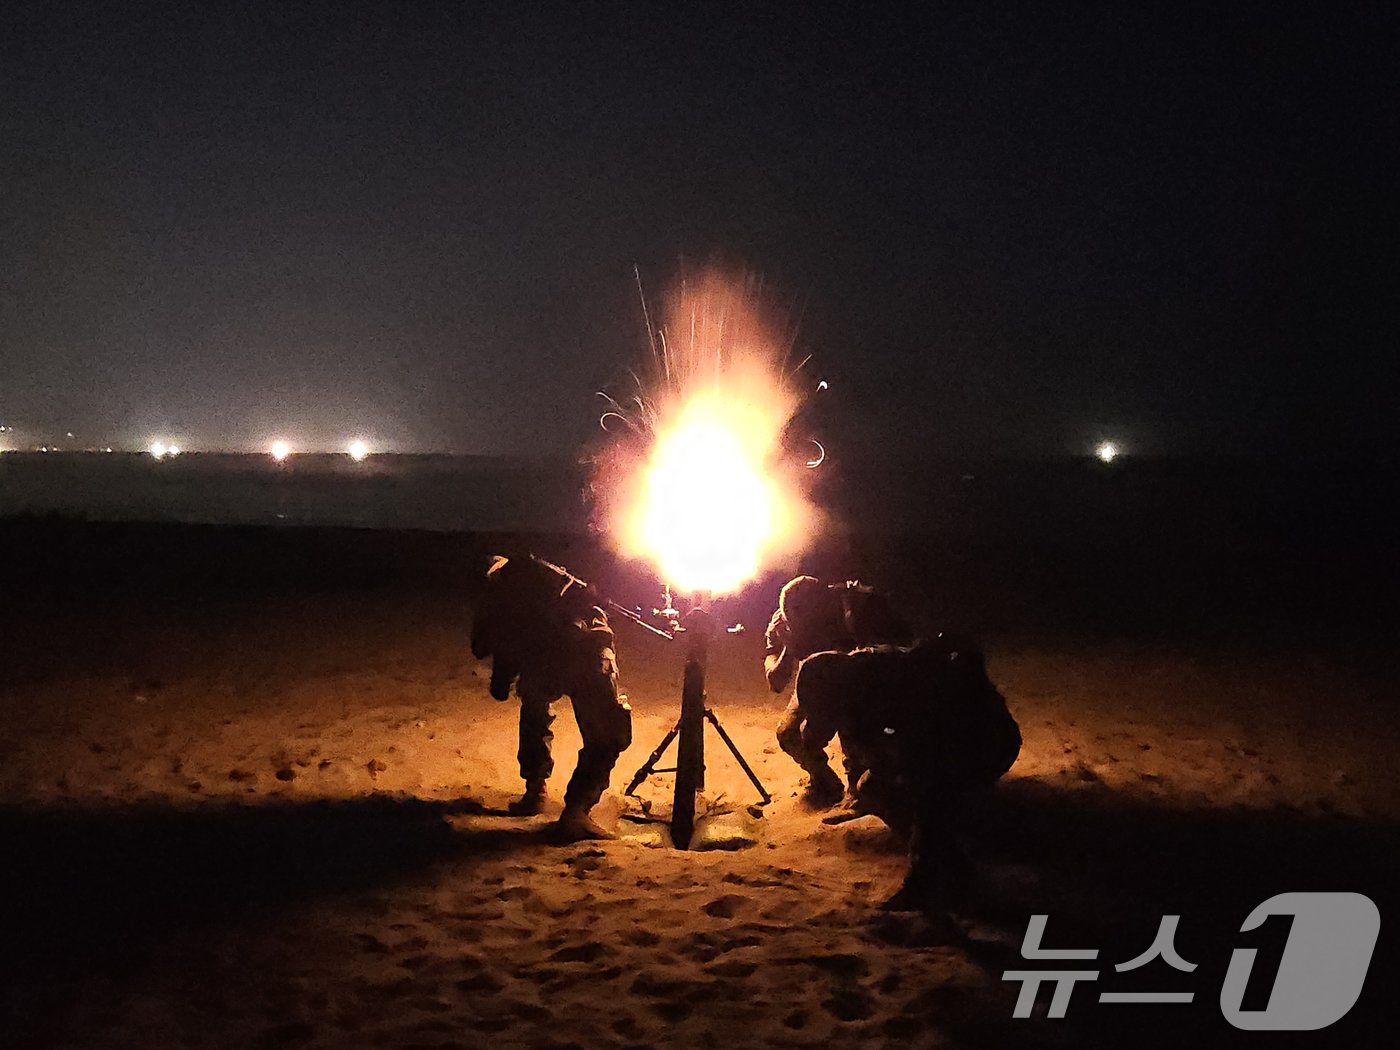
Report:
489,657,519,701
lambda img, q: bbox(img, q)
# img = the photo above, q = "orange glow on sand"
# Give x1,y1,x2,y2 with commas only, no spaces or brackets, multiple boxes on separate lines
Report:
596,270,816,595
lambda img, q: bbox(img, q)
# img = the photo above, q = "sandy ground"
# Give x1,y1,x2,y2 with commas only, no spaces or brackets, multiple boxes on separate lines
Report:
2,526,1397,1048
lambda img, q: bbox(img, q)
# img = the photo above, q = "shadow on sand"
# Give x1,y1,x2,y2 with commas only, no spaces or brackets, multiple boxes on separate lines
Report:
0,796,537,994
934,780,1400,1047
0,787,1394,1048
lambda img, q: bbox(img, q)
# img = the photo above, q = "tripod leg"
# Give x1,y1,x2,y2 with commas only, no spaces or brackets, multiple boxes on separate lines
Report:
625,721,681,796
672,650,706,849
705,708,772,805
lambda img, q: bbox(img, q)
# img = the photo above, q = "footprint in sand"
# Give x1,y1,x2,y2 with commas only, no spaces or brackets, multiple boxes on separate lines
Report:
449,923,488,945
722,870,789,889
509,1001,552,1023
759,897,804,921
548,940,609,963
629,969,710,1002
717,933,764,953
702,893,751,919
612,1016,646,1039
875,971,902,994
807,953,869,979
451,903,506,924
651,1000,693,1023
703,959,759,979
676,933,720,964
455,971,505,994
822,987,875,1022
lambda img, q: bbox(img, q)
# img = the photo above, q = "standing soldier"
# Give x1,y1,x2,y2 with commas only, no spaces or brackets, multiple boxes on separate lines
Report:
470,555,632,841
764,575,912,803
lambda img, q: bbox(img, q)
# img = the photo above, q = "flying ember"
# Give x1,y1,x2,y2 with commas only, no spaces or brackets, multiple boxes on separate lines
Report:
596,269,816,595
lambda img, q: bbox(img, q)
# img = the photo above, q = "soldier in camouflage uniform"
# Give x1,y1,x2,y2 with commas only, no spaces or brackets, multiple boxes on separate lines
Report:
470,555,633,841
764,575,912,803
795,636,1021,908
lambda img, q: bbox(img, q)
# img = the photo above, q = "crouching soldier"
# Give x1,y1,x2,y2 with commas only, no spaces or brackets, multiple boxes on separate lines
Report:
795,636,1021,910
470,554,633,841
765,575,912,804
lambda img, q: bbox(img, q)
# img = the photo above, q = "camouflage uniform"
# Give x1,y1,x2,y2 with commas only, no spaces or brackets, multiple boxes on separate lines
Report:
796,637,1021,905
470,555,632,818
764,576,912,797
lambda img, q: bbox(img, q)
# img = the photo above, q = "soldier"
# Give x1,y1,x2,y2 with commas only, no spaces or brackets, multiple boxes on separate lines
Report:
765,575,912,803
470,554,633,841
795,636,1021,909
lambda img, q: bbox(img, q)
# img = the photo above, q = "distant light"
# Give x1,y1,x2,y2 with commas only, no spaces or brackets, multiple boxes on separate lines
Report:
66,432,75,439
1096,441,1119,464
270,440,291,462
167,445,181,457
347,440,370,462
149,441,168,459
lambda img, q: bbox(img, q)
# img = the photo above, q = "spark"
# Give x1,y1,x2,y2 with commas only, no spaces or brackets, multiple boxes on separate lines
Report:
597,392,642,434
347,440,370,462
805,440,826,469
596,269,816,595
1096,441,1119,464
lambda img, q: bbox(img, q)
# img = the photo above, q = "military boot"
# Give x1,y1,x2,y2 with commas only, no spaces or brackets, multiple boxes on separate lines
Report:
509,779,549,816
805,766,845,807
550,804,614,842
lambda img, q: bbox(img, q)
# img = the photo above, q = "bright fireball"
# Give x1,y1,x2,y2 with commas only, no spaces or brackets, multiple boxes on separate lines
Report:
603,269,814,596
629,391,788,594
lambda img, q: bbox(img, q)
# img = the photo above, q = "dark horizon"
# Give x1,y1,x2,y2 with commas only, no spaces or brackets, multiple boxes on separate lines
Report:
3,2,1395,458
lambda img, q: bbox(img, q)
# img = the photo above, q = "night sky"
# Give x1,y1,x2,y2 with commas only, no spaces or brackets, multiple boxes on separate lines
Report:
2,2,1394,457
